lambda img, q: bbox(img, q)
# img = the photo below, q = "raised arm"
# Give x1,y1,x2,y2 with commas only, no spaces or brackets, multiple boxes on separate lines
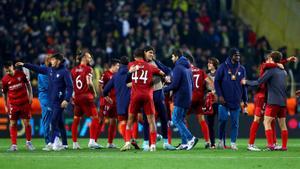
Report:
16,62,49,75
246,69,273,86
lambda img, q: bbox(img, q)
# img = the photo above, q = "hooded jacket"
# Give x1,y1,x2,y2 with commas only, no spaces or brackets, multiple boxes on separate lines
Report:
214,57,247,110
103,65,131,115
164,56,193,109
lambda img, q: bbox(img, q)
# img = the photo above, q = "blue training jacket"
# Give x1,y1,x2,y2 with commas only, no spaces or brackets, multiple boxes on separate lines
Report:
164,56,193,109
24,63,73,107
214,57,248,110
103,65,131,115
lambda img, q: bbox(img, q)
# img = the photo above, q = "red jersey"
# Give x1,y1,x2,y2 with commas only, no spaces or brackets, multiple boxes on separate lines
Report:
71,64,94,99
1,70,30,106
128,59,161,97
99,70,115,105
191,64,207,101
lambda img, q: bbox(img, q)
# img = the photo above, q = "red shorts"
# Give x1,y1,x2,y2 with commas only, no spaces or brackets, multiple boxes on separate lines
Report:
8,103,31,120
118,114,128,122
74,98,98,117
129,94,155,115
254,93,265,117
187,99,205,115
265,104,287,118
99,104,117,118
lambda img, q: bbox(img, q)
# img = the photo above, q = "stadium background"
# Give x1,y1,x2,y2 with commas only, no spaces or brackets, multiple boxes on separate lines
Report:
0,0,299,138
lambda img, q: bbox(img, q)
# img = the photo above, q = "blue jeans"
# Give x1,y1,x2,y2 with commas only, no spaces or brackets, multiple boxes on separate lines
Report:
218,105,240,143
172,106,193,144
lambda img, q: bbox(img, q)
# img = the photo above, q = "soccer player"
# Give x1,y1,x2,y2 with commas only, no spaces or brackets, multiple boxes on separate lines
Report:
247,54,297,151
120,48,166,152
2,61,35,151
214,48,248,150
185,53,213,149
206,57,220,149
143,46,175,150
16,53,73,151
71,51,100,149
243,51,288,151
103,56,138,146
98,59,120,148
164,49,198,150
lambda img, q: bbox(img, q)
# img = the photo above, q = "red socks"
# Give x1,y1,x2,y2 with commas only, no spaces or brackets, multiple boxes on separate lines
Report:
265,129,274,147
25,125,32,141
95,120,104,142
72,117,80,142
249,121,259,144
150,131,157,145
10,125,17,145
125,128,132,142
200,121,210,142
108,122,116,144
90,118,99,140
281,130,288,149
119,123,127,141
168,126,172,144
132,122,138,139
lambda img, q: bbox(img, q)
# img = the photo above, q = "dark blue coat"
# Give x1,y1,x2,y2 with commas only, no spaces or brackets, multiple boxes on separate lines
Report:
24,63,73,107
214,57,248,110
103,65,131,115
164,57,193,109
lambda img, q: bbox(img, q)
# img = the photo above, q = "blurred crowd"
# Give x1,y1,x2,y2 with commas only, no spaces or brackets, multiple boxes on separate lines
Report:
0,0,299,96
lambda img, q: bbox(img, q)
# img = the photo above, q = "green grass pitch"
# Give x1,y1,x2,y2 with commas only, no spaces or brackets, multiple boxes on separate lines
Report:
0,138,299,169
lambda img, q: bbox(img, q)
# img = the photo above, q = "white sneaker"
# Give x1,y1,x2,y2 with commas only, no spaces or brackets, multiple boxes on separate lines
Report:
120,142,131,151
54,137,62,146
163,143,176,150
7,144,18,152
63,145,68,150
88,142,100,149
53,144,64,151
73,142,81,150
26,141,35,151
150,144,156,152
176,144,188,150
217,140,225,149
247,144,261,151
274,144,282,150
230,143,238,150
42,143,53,151
187,137,199,150
107,143,117,149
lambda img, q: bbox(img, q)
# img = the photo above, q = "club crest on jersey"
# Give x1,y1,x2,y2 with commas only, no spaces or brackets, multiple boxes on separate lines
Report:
56,74,60,78
238,72,241,76
18,77,21,81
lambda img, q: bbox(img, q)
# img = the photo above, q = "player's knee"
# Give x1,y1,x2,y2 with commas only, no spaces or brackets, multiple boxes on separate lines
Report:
253,116,261,122
278,118,287,130
23,119,30,127
10,120,17,127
